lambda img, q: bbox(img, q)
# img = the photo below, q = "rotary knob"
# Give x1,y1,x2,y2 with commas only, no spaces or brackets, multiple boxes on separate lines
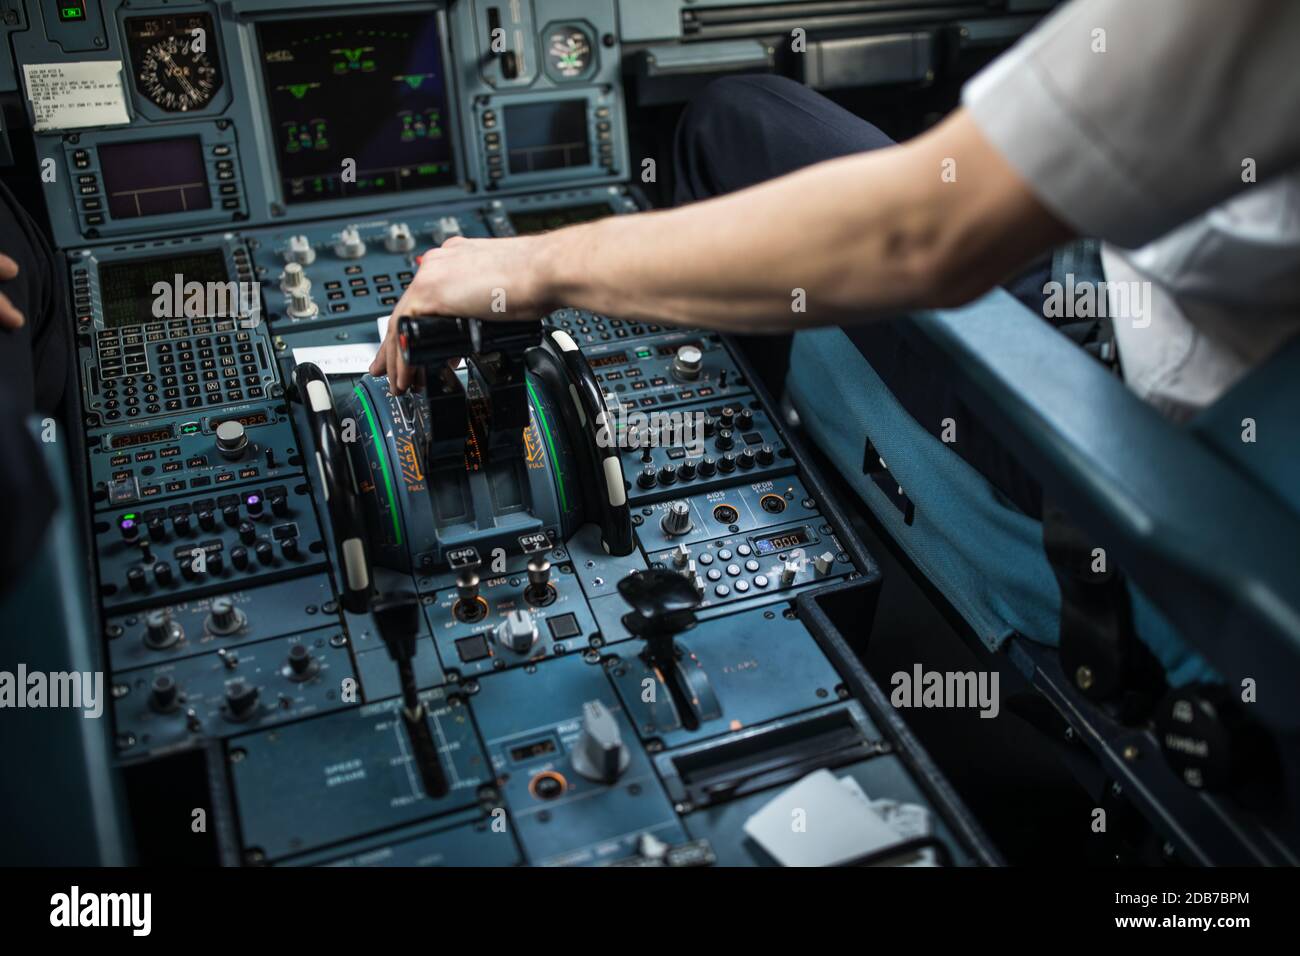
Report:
287,288,318,319
715,429,734,451
119,516,140,543
283,234,315,266
718,453,737,473
637,464,657,489
496,609,539,655
143,609,183,649
698,456,717,477
207,596,245,635
286,643,317,681
224,679,260,721
215,420,249,460
677,460,698,481
149,675,180,713
661,500,693,537
153,561,174,586
334,225,367,259
737,448,756,469
756,444,775,466
657,464,678,486
384,222,415,253
571,700,630,784
279,261,309,293
671,345,703,382
719,407,736,429
433,216,462,245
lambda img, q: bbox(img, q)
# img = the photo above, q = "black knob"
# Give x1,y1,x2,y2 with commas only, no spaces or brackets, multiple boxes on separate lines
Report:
119,516,140,543
281,536,300,560
208,596,241,633
287,643,313,677
207,551,224,575
181,556,202,581
149,675,180,713
153,561,174,586
198,510,216,531
269,492,289,517
718,453,737,473
147,516,167,541
657,464,677,485
699,456,717,477
244,492,264,518
736,409,754,431
238,520,257,545
224,679,259,720
702,415,716,438
715,429,734,451
231,546,249,570
637,465,657,489
756,444,775,466
738,448,756,469
222,504,240,527
255,540,275,565
1155,684,1269,793
618,568,702,665
127,566,148,592
719,407,736,429
677,460,697,481
173,513,192,536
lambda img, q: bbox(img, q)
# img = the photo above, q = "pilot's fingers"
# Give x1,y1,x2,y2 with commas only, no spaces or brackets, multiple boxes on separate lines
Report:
393,335,415,395
0,292,25,330
0,254,19,281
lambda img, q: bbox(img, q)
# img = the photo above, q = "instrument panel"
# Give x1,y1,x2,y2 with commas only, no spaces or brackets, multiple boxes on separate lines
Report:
7,0,991,867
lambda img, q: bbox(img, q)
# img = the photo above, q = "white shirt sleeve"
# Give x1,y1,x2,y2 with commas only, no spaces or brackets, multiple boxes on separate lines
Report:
962,0,1300,249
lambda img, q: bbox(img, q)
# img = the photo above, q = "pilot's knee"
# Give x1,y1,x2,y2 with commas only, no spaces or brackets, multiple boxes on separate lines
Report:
682,74,802,131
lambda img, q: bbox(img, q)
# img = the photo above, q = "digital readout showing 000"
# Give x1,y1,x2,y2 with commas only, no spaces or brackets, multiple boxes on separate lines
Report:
750,527,814,556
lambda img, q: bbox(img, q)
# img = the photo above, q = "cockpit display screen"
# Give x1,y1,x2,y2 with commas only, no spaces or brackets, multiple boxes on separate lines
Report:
257,12,457,204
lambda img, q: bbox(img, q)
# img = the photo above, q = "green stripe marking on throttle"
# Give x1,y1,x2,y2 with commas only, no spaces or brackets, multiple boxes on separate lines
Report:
526,379,568,513
353,384,402,547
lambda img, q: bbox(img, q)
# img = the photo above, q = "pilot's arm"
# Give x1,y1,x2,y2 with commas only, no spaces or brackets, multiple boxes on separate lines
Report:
374,0,1300,394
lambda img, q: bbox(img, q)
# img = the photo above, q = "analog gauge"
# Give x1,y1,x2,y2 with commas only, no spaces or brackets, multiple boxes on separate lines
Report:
127,14,223,112
544,25,594,81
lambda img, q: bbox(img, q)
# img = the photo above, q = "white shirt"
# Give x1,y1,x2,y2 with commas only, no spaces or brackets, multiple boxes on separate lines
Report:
962,0,1300,419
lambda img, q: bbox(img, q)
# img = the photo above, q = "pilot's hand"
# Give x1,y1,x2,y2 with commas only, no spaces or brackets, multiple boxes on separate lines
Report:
369,235,550,394
0,254,25,330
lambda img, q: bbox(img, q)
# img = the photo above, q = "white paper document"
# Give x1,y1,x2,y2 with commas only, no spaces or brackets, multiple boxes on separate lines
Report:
743,769,906,867
291,344,379,376
23,61,131,132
